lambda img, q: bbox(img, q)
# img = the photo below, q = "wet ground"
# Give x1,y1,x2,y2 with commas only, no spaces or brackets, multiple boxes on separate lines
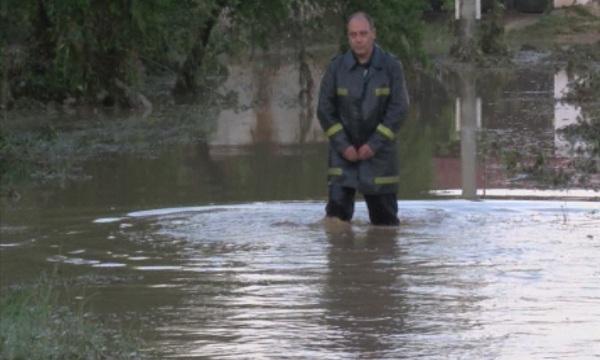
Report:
1,50,599,358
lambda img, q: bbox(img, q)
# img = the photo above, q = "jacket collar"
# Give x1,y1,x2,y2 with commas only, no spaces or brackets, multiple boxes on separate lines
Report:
342,44,384,71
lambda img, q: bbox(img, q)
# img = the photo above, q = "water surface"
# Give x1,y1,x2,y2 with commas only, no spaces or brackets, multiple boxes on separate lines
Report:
1,55,599,358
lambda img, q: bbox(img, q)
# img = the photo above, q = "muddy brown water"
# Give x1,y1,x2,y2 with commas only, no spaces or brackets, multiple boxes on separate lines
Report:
1,60,599,358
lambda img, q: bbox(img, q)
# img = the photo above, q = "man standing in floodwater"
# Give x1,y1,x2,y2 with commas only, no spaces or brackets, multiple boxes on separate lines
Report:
317,11,409,226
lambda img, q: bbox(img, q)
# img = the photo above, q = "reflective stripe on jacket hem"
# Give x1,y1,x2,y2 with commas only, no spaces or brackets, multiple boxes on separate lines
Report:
328,168,343,176
325,123,343,137
376,124,395,140
374,176,399,185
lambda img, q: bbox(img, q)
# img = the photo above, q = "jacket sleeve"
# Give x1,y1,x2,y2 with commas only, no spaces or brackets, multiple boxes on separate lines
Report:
317,60,352,154
366,59,409,153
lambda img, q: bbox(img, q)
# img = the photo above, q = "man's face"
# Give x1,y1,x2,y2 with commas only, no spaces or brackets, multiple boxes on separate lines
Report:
347,17,376,59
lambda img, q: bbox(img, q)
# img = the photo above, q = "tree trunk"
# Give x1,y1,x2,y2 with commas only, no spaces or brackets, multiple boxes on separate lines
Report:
293,2,314,143
173,3,226,98
23,0,57,100
33,0,54,64
1,0,8,110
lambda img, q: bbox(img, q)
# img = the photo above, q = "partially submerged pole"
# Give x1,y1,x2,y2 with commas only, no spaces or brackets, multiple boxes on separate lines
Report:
454,0,482,199
458,74,480,200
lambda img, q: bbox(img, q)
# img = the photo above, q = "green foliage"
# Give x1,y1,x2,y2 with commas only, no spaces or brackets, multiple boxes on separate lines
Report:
0,1,29,45
450,0,508,62
398,117,436,197
422,17,454,56
561,45,600,168
505,6,600,50
4,0,427,103
561,43,600,162
6,0,146,102
230,0,295,49
321,0,428,63
442,0,455,12
478,0,507,56
366,0,428,63
0,274,146,360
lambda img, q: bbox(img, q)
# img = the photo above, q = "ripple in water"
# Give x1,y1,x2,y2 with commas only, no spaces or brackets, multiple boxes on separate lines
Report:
82,200,600,358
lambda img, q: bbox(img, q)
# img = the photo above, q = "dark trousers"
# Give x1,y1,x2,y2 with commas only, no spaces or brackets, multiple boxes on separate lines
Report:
326,185,400,226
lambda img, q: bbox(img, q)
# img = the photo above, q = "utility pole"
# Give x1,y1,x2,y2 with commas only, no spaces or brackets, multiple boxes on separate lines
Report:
456,75,481,200
1,0,8,116
454,0,482,199
455,0,481,45
453,0,481,59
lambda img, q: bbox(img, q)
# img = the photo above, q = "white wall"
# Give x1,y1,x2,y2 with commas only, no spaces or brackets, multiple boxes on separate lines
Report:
553,0,593,8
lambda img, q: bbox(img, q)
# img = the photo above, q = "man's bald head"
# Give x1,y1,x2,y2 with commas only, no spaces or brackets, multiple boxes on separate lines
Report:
347,11,375,31
346,11,376,63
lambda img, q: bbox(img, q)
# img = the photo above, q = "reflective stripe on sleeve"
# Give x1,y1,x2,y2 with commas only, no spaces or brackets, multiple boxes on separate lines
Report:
325,123,343,138
376,124,395,140
336,88,348,96
328,168,343,176
375,87,390,96
374,176,399,185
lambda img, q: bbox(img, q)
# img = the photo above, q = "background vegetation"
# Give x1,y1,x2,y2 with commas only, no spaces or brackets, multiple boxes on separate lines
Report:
1,0,428,107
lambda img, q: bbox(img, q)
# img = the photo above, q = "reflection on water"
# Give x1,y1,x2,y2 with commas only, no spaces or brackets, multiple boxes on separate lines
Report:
5,201,599,358
553,69,591,157
322,225,406,358
2,54,597,212
206,54,598,198
211,59,323,146
439,66,598,194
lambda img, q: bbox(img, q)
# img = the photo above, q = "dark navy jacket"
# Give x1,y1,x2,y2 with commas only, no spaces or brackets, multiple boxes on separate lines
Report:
317,45,409,194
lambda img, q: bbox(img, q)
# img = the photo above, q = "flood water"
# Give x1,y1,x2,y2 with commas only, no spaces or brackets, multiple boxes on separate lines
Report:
1,54,599,358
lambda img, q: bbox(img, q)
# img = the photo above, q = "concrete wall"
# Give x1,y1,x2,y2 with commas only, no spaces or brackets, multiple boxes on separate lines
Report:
210,54,328,147
553,0,593,8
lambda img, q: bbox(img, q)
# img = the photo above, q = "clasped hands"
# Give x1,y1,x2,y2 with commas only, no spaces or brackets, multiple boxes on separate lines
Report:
342,144,374,162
